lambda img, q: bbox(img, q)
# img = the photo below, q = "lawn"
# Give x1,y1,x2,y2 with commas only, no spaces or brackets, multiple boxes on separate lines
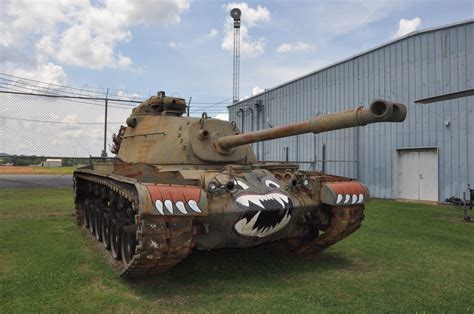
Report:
0,188,473,312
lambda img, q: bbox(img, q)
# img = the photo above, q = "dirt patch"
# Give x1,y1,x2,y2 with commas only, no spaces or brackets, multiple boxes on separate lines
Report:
0,166,74,175
342,256,370,272
0,166,45,174
438,216,474,225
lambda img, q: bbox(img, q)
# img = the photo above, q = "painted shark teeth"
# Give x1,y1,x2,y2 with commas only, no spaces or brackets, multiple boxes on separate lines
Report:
175,201,187,214
154,199,203,215
235,193,289,209
352,194,358,204
234,210,292,238
344,194,351,204
335,193,366,205
188,200,202,213
155,200,164,215
233,191,293,238
164,200,173,214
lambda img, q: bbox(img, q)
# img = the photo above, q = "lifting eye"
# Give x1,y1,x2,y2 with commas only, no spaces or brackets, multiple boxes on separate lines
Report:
265,179,280,189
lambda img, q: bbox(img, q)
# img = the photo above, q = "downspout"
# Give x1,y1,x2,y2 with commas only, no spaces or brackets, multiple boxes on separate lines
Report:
248,107,254,155
238,108,245,133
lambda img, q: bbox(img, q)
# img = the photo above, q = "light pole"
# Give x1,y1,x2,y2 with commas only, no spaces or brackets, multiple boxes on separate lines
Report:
231,8,241,104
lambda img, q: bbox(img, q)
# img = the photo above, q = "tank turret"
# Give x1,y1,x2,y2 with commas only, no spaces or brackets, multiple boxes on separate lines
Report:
117,96,406,165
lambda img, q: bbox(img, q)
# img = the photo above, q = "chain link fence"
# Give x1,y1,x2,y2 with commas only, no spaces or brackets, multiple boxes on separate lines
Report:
0,87,141,189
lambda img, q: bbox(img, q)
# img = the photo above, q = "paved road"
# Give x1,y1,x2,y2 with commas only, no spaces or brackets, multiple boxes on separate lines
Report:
0,174,73,189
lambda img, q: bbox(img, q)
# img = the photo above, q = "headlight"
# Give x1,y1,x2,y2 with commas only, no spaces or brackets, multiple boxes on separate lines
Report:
208,181,218,192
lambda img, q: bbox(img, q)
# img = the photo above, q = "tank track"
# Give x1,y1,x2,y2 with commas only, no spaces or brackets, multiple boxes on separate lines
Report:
74,173,193,279
296,205,365,254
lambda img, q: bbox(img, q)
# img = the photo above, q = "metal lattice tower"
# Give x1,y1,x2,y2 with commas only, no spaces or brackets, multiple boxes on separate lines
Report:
230,8,241,103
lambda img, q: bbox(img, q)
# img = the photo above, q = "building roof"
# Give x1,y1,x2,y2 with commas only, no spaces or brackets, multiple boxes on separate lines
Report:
229,19,474,108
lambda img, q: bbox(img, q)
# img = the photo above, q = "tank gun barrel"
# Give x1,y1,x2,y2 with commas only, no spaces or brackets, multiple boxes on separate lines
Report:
217,100,406,150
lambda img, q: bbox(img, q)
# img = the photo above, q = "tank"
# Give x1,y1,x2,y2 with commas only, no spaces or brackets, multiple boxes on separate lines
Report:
73,91,407,278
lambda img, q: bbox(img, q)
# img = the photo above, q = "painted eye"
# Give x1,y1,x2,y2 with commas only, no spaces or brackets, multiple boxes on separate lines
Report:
235,179,249,190
265,179,280,189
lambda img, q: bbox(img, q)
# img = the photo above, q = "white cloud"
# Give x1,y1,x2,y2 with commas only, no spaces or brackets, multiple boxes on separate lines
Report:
116,90,144,100
36,36,56,64
215,112,229,121
207,28,218,38
0,0,190,73
276,42,312,53
12,62,67,85
168,41,178,48
117,54,132,68
221,2,271,58
251,86,264,96
393,17,422,38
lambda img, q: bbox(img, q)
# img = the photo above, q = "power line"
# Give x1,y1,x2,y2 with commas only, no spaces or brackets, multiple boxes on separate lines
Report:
0,73,113,97
189,97,232,112
0,115,123,125
0,79,231,107
0,90,143,103
0,88,135,110
0,72,233,108
0,89,231,111
0,79,138,108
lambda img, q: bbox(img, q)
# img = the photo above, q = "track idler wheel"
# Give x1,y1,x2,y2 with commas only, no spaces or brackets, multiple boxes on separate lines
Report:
101,214,111,250
110,219,122,260
121,226,137,266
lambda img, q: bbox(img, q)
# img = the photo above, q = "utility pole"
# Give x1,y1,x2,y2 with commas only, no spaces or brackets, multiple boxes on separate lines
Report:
231,8,241,103
101,88,109,158
187,96,192,117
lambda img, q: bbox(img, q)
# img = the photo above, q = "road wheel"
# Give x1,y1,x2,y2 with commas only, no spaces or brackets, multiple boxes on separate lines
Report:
88,206,95,235
94,209,102,242
101,214,111,250
110,219,122,260
83,205,89,228
121,226,137,266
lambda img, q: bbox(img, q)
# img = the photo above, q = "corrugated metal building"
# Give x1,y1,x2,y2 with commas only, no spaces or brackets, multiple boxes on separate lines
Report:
229,20,473,203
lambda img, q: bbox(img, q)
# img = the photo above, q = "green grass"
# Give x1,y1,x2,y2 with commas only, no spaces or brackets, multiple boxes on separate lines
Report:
0,189,473,312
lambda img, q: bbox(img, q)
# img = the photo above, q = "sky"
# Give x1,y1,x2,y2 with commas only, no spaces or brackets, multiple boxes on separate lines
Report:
0,0,473,157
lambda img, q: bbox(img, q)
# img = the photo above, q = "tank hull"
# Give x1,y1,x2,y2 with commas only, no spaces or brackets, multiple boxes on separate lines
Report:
74,162,368,278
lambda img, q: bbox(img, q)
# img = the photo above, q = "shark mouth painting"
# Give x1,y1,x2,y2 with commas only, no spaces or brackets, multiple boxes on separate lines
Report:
233,192,294,238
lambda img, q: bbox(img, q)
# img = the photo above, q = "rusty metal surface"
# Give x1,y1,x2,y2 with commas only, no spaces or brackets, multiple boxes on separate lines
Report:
72,94,407,277
217,100,406,150
74,172,194,278
321,181,369,206
296,205,365,254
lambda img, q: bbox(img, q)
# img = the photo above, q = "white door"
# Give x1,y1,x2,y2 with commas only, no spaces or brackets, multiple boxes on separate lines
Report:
418,150,438,201
396,149,438,201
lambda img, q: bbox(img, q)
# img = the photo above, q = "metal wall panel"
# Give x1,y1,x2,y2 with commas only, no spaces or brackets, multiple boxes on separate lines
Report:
228,21,473,202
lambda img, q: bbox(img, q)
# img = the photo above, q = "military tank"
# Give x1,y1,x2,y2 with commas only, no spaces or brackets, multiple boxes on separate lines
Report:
74,91,406,278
